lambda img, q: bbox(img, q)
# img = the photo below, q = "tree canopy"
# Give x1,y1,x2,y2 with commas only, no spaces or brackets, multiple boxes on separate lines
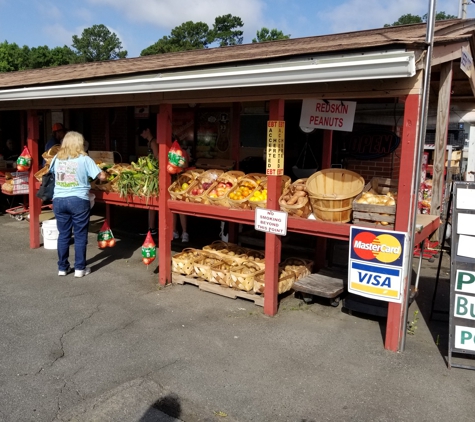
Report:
72,24,127,62
141,14,287,56
252,28,290,43
384,11,457,27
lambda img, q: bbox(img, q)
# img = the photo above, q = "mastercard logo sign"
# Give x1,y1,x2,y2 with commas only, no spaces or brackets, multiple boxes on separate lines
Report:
352,231,402,264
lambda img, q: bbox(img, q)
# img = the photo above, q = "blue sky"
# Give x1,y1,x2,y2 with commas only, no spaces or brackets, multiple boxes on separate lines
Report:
0,0,473,58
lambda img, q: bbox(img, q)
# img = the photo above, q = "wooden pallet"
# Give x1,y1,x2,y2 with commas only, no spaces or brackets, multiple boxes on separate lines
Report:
172,273,264,306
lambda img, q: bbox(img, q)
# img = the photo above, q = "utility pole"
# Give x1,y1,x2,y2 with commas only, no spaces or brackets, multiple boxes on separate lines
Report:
460,0,474,19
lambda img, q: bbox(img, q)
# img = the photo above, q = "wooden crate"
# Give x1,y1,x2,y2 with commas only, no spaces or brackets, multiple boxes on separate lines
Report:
352,177,397,229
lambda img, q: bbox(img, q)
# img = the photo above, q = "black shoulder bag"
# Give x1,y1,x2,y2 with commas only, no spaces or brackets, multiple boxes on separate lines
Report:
36,157,56,202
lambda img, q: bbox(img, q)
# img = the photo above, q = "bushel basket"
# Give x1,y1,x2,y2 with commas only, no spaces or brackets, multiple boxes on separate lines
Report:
306,169,364,223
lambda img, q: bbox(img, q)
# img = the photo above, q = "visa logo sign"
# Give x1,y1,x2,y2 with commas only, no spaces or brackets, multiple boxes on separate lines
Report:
349,262,401,300
357,271,392,288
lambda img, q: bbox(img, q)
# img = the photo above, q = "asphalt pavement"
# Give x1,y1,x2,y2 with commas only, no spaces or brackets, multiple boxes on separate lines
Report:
0,209,474,422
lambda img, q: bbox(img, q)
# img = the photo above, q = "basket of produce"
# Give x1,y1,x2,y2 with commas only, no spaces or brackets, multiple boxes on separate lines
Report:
206,174,236,207
91,171,119,192
279,179,312,218
241,248,265,268
223,170,245,182
246,173,267,183
306,169,364,223
226,177,259,209
281,257,313,280
186,174,217,205
193,252,223,282
168,172,197,201
209,259,238,286
196,169,224,182
248,178,268,210
253,267,296,295
171,248,203,276
202,241,247,261
114,155,159,200
228,261,265,292
352,178,398,228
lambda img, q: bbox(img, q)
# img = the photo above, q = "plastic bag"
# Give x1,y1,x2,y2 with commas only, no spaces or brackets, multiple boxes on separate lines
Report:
17,146,32,171
142,231,156,265
97,221,116,248
168,140,188,168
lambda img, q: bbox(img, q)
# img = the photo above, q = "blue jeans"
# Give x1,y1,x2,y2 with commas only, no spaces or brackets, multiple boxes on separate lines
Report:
53,196,91,271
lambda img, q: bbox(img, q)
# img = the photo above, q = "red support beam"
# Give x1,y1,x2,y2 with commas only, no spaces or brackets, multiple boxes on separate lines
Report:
385,93,420,352
322,130,333,169
158,104,173,286
264,99,285,316
27,110,41,248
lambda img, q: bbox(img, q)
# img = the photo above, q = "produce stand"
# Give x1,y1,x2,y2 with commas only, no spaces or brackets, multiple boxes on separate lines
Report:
2,20,474,352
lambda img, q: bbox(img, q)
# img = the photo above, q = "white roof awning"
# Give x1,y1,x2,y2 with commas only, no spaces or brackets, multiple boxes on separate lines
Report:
0,50,416,102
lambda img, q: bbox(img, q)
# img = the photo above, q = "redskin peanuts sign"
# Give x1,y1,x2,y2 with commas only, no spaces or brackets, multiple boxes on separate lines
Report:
299,99,357,132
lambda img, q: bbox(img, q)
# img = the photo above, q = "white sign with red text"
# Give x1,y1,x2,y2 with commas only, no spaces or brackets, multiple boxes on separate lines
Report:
255,208,288,236
299,99,357,132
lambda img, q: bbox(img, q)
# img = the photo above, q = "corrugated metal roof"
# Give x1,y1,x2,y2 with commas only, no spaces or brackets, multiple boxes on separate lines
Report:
0,18,474,89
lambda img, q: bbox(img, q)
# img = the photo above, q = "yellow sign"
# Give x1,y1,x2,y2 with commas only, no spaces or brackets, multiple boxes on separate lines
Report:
266,121,285,176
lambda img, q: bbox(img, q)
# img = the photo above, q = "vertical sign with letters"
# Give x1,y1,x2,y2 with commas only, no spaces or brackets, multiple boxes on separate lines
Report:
266,120,285,176
448,182,475,369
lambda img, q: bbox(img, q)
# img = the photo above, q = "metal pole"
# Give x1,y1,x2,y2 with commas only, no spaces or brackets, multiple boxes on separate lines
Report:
401,0,437,351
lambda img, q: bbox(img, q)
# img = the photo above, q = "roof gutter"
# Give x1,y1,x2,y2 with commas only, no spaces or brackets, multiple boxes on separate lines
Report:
0,51,415,102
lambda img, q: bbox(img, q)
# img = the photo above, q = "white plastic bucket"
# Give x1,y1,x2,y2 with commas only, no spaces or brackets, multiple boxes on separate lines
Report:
41,219,59,250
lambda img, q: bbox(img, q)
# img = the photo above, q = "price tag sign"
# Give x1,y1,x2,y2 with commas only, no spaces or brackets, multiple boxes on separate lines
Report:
255,208,288,236
266,120,285,176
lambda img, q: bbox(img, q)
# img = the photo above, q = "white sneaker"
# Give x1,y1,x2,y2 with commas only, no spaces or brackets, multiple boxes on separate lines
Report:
74,267,91,278
173,231,180,240
181,232,189,243
58,266,71,276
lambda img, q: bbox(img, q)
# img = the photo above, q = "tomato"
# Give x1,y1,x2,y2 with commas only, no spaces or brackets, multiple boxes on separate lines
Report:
98,240,108,249
143,257,154,265
107,238,116,247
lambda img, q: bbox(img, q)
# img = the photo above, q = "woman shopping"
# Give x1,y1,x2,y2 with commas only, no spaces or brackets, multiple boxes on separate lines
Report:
51,131,107,277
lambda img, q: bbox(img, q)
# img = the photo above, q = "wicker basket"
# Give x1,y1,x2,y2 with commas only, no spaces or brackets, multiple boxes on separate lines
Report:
253,268,296,295
223,170,245,182
279,178,312,218
241,249,265,268
228,261,265,292
193,252,223,281
34,165,50,182
91,173,120,192
168,172,197,201
246,173,267,183
209,260,238,286
226,178,259,210
306,169,364,223
281,257,313,280
171,248,203,276
202,241,245,260
196,169,224,182
205,173,237,207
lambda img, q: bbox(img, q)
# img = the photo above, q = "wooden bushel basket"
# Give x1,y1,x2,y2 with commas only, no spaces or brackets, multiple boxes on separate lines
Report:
171,248,203,276
228,261,264,292
306,169,364,223
253,267,296,295
192,252,223,282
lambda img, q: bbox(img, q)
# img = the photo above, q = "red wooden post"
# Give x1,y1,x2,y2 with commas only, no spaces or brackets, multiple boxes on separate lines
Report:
264,99,285,316
314,130,334,268
385,94,420,352
158,104,173,286
27,110,41,248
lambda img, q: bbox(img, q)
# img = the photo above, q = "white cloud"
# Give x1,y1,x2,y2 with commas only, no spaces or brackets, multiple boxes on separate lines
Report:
36,1,63,21
42,23,76,47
